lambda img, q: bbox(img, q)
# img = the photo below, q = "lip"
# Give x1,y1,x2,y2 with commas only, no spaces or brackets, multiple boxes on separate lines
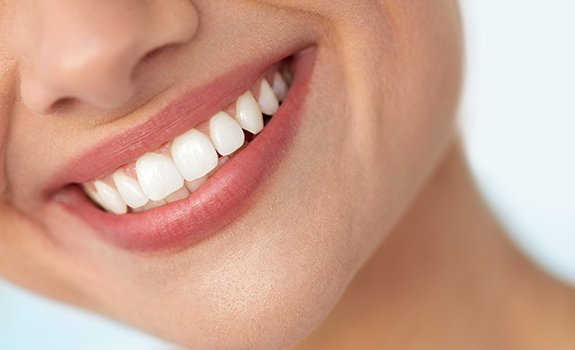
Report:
53,47,316,252
46,42,310,189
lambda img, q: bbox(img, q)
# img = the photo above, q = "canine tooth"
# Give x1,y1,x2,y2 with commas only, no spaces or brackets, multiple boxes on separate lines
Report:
112,171,149,209
209,112,245,156
166,187,190,203
93,180,128,215
235,91,264,134
136,153,184,201
272,72,288,102
258,79,279,115
172,129,219,181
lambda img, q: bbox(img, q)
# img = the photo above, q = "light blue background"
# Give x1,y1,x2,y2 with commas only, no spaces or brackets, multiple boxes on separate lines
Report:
461,0,575,284
1,1,574,348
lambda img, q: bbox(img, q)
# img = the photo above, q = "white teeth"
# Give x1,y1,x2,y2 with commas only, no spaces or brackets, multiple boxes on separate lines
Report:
84,65,293,214
235,91,264,134
209,112,245,156
171,129,219,181
93,181,128,215
258,79,279,116
112,171,149,209
272,72,288,102
135,153,184,201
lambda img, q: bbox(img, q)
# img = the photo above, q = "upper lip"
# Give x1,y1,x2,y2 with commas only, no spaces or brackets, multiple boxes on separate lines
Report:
44,41,310,198
48,46,316,251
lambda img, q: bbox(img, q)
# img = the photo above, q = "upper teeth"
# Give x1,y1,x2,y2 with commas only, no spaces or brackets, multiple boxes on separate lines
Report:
235,91,264,134
258,79,280,116
171,129,219,182
82,67,291,215
112,170,149,209
136,153,185,202
209,111,246,156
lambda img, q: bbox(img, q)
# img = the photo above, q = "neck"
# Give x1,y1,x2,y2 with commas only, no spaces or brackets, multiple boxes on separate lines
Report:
292,142,575,350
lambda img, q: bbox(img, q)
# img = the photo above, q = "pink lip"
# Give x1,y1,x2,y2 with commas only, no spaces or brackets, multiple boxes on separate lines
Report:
47,42,309,187
54,48,316,252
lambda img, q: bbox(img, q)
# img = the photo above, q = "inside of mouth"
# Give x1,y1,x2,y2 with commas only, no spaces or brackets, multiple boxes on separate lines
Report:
80,57,294,215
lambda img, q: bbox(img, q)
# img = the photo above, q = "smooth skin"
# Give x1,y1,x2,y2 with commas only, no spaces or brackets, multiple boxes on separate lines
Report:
1,1,574,349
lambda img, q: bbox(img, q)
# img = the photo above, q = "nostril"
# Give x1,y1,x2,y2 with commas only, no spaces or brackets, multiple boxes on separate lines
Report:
142,47,164,62
46,97,76,115
140,42,182,65
42,97,78,115
133,43,182,82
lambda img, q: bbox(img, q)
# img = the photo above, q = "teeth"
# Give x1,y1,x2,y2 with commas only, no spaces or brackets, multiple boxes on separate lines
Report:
112,170,149,209
209,112,245,156
235,91,264,134
93,181,128,215
171,129,219,182
83,63,293,214
258,79,279,116
135,153,184,201
272,72,288,102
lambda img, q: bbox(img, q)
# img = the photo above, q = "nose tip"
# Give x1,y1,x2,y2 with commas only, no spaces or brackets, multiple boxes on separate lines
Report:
19,1,199,115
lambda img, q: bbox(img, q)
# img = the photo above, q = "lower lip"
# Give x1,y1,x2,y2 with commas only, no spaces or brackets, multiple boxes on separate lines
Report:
57,49,316,252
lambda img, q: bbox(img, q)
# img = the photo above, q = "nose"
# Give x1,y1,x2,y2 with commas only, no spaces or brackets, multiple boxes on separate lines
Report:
18,0,199,115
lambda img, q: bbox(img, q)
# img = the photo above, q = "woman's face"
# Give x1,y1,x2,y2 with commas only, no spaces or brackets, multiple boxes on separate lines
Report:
0,1,462,348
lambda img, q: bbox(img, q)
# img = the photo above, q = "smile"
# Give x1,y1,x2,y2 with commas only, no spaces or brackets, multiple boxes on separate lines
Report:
82,63,292,215
52,47,316,252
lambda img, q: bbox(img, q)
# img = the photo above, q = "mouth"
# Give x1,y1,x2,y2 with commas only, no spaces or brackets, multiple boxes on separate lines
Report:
52,47,316,252
83,62,292,215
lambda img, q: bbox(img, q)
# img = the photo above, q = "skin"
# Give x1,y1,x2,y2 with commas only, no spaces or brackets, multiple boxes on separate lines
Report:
0,1,574,349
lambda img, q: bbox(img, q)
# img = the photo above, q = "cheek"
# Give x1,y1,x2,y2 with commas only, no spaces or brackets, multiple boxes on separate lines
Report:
334,0,463,256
